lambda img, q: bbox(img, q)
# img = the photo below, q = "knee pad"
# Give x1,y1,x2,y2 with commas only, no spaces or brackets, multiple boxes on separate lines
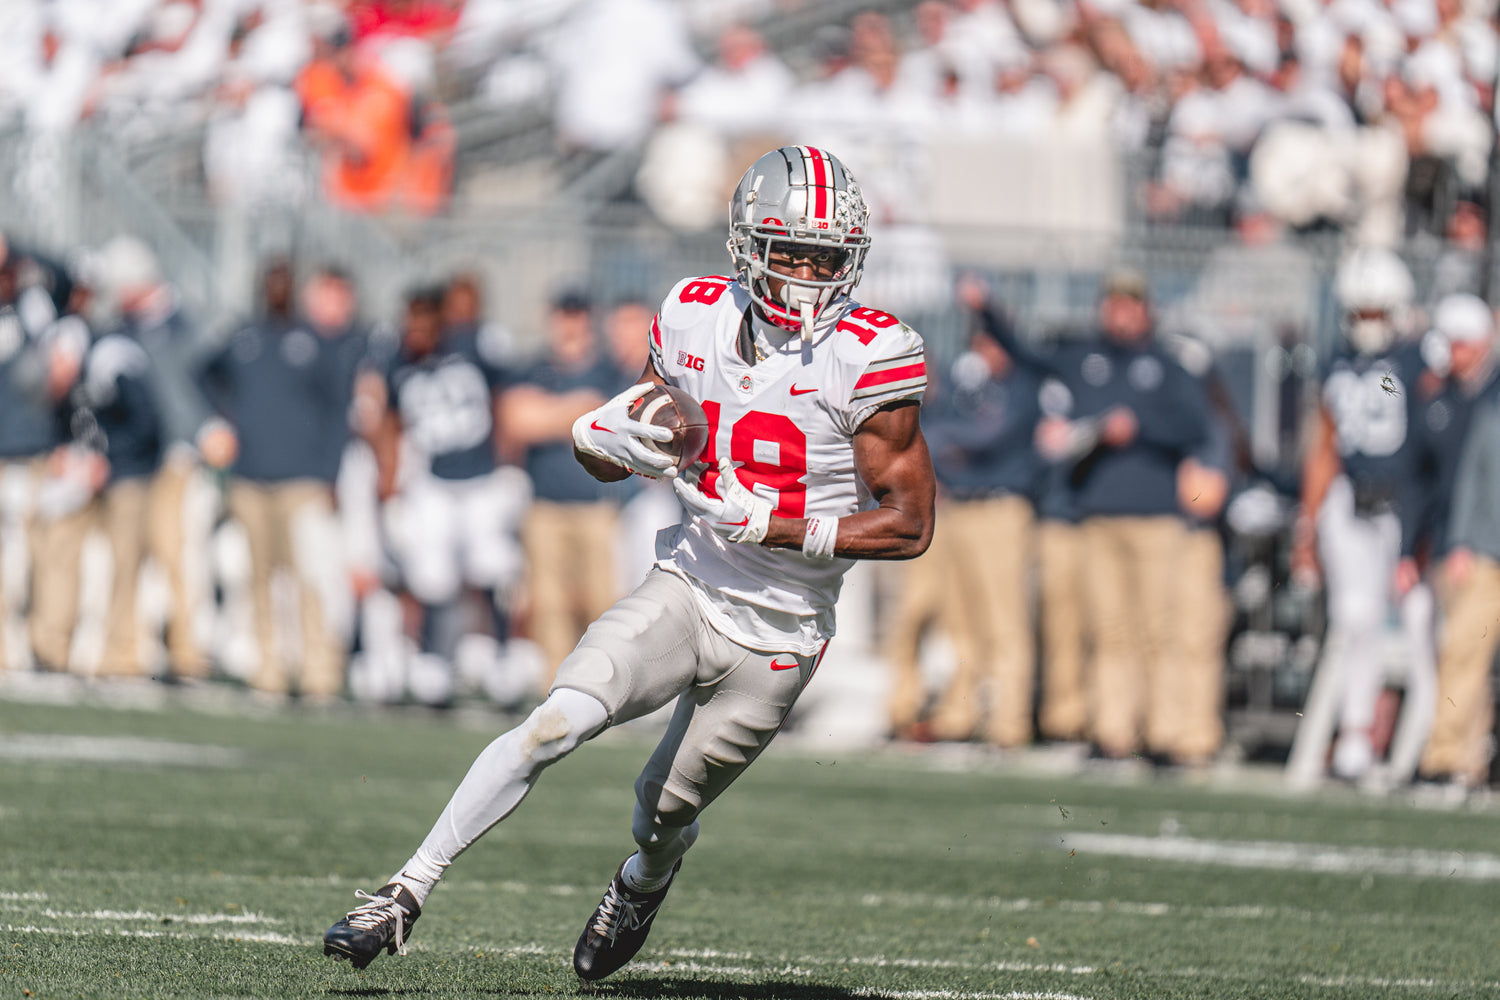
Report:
517,688,607,765
633,774,700,838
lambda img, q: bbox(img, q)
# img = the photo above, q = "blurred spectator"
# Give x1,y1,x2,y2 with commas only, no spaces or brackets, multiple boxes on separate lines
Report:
1412,294,1498,790
1033,398,1090,744
499,290,624,684
551,0,700,154
1028,269,1211,760
296,13,451,214
99,235,233,680
0,236,67,670
920,283,1043,747
348,0,461,46
1287,247,1427,787
201,260,351,699
673,24,793,140
377,283,527,699
28,253,105,673
1170,340,1237,765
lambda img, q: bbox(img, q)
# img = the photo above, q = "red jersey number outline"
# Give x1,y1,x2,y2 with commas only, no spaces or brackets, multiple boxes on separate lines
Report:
698,400,808,518
836,307,899,346
678,277,733,306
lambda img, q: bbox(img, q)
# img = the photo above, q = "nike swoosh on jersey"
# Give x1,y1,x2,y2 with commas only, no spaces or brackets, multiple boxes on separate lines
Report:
718,517,750,527
770,658,800,670
789,384,818,395
590,420,614,434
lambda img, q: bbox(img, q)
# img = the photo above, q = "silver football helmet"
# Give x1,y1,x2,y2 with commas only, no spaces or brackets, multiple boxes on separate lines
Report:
727,146,871,340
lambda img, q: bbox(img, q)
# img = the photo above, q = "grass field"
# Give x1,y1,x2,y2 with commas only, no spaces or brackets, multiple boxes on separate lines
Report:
2,685,1499,1000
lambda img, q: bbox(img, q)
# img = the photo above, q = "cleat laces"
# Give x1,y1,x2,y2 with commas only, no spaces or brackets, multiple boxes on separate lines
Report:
590,883,642,945
348,889,410,956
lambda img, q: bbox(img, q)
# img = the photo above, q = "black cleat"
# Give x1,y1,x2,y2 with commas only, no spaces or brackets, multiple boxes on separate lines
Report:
324,883,421,969
573,858,681,981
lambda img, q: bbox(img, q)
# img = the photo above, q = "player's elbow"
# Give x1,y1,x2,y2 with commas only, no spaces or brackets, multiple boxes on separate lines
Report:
888,513,934,560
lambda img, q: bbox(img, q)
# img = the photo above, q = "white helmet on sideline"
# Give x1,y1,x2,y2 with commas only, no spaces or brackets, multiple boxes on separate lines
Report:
1335,246,1413,355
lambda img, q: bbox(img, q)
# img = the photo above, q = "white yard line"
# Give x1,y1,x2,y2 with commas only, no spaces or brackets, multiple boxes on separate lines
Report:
1062,833,1500,880
0,733,246,768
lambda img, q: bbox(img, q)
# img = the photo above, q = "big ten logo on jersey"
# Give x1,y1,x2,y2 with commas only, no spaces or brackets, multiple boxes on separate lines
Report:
678,276,734,305
837,306,899,346
1324,367,1407,457
677,351,705,371
698,401,807,518
399,361,493,455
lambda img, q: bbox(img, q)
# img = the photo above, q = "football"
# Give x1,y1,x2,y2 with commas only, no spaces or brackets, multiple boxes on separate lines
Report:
627,384,710,468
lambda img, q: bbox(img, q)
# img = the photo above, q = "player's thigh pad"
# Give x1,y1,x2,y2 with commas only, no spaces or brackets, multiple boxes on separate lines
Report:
635,639,817,826
551,568,718,724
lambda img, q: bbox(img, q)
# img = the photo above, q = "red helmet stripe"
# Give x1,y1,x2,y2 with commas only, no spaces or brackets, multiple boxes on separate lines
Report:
651,314,662,348
806,146,829,220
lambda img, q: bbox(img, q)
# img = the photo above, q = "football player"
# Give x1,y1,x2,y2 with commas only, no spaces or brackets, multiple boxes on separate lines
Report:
1287,247,1429,787
377,285,527,698
324,146,936,979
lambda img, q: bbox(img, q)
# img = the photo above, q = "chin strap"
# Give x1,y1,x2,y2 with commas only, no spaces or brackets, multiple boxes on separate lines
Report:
799,300,815,342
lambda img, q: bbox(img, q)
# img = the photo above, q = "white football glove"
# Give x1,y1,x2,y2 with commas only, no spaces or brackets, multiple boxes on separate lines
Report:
572,382,680,479
672,456,773,544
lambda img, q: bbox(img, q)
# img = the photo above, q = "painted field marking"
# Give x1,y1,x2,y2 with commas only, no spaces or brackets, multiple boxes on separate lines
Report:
1062,832,1500,880
0,734,246,768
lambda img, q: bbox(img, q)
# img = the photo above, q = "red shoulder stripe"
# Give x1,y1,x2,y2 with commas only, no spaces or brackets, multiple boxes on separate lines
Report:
853,362,926,391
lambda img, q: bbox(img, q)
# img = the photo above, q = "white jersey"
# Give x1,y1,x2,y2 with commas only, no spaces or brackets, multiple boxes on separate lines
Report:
649,274,927,653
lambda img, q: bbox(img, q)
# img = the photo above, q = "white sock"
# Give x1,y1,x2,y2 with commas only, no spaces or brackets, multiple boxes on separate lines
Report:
622,819,698,893
389,688,609,908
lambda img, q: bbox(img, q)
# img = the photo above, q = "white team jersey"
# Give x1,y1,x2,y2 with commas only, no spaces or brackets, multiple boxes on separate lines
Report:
649,274,927,653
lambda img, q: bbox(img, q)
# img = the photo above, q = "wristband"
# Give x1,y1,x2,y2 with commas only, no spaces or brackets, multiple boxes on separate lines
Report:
802,516,838,560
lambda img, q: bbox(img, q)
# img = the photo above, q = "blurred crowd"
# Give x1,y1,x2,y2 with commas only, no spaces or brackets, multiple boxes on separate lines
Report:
891,247,1500,799
0,231,683,708
1,0,1497,243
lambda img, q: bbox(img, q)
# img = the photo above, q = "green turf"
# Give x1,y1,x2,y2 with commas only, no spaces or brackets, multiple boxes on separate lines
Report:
2,693,1498,999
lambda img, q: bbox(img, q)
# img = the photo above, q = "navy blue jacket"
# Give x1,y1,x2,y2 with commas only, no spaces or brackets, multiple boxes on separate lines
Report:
973,307,1208,518
81,332,161,482
0,298,63,459
1400,368,1498,558
923,354,1042,500
202,317,358,484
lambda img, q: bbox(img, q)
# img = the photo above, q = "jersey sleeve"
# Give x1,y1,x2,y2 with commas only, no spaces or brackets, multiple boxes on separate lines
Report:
840,318,928,434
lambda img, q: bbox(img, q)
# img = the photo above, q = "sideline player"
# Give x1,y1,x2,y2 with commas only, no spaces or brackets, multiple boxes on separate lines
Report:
1287,247,1427,787
323,146,935,980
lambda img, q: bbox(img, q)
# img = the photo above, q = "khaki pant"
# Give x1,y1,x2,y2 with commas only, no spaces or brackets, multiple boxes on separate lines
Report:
1421,555,1500,784
523,500,619,687
29,502,95,671
100,477,151,676
929,495,1036,746
885,517,956,733
229,478,344,697
1037,520,1087,741
148,456,204,675
1172,527,1228,762
1083,515,1186,757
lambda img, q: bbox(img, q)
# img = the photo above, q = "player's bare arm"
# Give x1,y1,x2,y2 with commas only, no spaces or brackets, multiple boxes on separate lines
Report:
1292,404,1341,578
761,400,934,560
